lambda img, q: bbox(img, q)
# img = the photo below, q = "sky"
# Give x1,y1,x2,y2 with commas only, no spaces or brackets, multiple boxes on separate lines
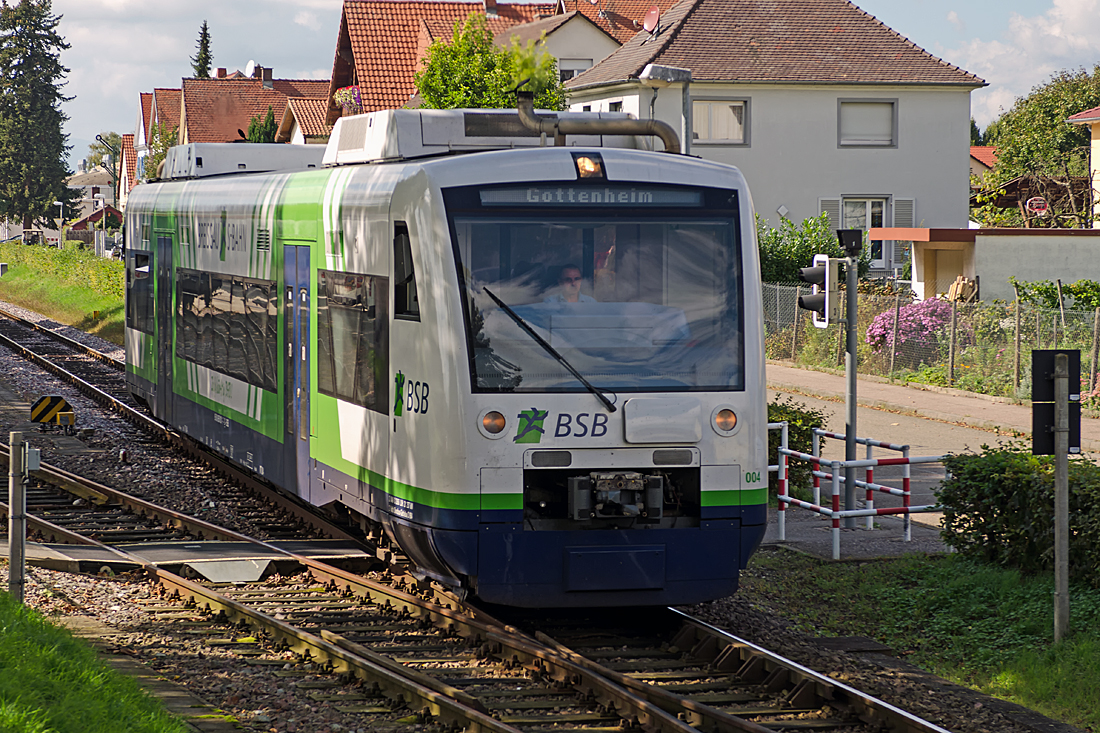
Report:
53,0,1100,166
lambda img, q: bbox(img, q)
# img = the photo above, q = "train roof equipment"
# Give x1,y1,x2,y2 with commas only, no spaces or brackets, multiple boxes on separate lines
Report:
161,142,326,180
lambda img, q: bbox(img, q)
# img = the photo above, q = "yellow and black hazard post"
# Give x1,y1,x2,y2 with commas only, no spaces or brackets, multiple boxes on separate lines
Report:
31,396,76,435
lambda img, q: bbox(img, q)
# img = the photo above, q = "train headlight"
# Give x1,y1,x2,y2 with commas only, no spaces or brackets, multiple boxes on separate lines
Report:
711,406,739,436
478,409,508,439
572,152,604,179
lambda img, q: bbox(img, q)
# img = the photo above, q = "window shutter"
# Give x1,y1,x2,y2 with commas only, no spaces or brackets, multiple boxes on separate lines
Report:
819,198,841,231
892,198,914,267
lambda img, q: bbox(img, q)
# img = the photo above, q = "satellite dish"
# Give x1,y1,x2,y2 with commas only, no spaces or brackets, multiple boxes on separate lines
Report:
643,5,660,33
244,59,256,78
586,0,598,5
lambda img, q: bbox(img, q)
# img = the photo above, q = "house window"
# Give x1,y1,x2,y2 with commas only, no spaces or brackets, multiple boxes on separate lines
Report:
559,58,592,83
608,101,623,112
838,100,897,147
843,199,886,268
692,100,747,144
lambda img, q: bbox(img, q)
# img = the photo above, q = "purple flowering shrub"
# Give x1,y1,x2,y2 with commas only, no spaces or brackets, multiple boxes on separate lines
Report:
865,297,955,368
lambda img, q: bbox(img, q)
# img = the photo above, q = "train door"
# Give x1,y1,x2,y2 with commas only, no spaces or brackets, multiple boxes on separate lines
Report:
154,233,173,422
284,246,311,498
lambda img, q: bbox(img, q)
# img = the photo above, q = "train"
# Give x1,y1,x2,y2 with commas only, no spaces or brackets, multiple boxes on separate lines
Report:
124,100,768,607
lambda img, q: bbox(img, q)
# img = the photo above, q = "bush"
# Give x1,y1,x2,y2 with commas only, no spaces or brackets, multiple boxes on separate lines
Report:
756,213,870,283
938,444,1100,584
865,297,960,369
0,240,122,300
768,395,828,497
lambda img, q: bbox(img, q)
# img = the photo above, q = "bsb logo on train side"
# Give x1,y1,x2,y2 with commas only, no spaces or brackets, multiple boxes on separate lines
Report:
393,372,429,417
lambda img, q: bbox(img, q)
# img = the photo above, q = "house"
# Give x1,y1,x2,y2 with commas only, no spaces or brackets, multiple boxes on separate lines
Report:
276,98,332,144
118,133,136,210
69,205,123,231
493,11,619,83
133,92,153,182
66,165,115,219
554,0,681,44
970,146,997,180
564,0,986,276
1068,104,1100,228
324,0,555,124
179,69,330,145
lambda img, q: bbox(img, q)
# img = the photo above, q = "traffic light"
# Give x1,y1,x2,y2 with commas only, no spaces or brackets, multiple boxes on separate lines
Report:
798,254,841,328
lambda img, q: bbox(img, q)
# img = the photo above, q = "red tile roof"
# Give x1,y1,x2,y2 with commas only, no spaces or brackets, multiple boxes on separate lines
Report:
969,146,997,168
121,133,136,191
567,0,985,89
152,88,181,135
557,0,679,43
181,78,331,144
289,98,333,138
327,0,555,122
139,92,153,144
1068,105,1100,124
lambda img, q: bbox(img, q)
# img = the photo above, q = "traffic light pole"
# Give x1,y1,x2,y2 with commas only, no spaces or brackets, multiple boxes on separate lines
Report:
844,255,858,529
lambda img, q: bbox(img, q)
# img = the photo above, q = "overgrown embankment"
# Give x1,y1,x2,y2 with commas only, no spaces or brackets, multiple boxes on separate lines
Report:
0,241,123,344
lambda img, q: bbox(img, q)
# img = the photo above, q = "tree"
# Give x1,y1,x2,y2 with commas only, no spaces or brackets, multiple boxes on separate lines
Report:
973,66,1100,228
143,121,177,179
0,0,77,230
191,20,212,79
87,131,120,168
969,118,984,146
414,13,565,111
245,106,277,143
756,213,869,283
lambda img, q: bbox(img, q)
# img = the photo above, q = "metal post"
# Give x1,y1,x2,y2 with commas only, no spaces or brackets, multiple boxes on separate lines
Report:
831,461,842,560
865,442,874,530
1091,307,1100,394
791,286,800,360
777,423,788,541
844,256,858,528
889,291,900,380
1014,288,1021,392
8,431,25,603
681,79,691,156
1054,353,1070,643
948,297,958,386
811,431,821,506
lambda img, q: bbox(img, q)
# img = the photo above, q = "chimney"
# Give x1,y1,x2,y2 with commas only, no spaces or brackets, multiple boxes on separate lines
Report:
216,68,227,78
262,67,273,89
483,0,497,15
252,64,263,79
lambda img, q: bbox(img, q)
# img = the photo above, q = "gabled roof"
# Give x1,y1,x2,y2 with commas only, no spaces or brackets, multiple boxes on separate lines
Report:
139,92,153,144
181,78,331,144
556,0,678,43
326,0,555,122
276,98,333,142
121,133,136,191
567,0,986,90
1068,105,1100,124
970,146,997,168
152,88,181,133
493,10,616,47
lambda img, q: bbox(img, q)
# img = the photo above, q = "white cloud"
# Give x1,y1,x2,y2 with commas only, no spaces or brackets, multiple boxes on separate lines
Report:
948,0,1100,126
946,10,963,32
295,11,322,30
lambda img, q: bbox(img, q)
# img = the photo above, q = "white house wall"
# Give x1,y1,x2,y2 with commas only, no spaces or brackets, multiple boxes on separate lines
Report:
973,233,1100,301
542,18,620,74
569,82,972,233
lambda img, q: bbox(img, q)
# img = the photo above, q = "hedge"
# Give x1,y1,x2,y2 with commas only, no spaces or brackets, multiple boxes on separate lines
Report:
0,240,123,300
768,395,828,497
938,444,1100,585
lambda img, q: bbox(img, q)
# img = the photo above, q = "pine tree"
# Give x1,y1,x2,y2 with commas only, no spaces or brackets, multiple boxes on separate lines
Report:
0,0,75,230
246,106,278,143
191,20,212,79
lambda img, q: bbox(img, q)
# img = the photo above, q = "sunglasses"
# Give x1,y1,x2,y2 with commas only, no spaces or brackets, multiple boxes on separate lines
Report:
561,276,582,283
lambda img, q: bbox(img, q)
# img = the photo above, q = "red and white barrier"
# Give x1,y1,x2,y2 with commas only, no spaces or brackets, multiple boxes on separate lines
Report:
774,428,944,560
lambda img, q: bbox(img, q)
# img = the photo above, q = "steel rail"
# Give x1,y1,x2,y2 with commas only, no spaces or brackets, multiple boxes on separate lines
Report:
669,609,954,733
0,305,123,369
0,322,364,544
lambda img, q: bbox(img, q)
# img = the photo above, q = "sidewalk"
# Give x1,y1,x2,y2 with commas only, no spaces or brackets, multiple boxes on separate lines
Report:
766,361,1100,453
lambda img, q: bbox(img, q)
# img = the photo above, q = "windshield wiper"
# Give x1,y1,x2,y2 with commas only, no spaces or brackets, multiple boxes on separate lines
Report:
483,287,617,413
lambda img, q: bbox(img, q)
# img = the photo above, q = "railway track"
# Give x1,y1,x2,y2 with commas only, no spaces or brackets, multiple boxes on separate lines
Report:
0,308,960,732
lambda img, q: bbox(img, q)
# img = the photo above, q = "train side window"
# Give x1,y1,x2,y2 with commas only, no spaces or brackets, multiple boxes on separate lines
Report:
126,251,154,334
393,223,419,320
317,269,389,414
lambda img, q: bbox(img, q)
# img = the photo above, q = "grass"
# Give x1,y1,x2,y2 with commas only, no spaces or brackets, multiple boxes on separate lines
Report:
0,242,123,346
0,589,186,733
741,549,1100,730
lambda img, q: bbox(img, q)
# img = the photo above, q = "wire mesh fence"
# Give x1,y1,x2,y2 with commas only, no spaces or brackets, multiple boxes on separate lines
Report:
763,281,1100,404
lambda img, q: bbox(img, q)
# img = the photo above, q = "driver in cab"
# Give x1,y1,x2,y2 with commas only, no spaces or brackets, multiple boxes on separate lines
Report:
544,264,595,304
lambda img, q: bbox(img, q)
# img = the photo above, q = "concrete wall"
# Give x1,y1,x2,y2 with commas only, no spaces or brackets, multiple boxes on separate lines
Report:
972,232,1100,301
569,81,975,272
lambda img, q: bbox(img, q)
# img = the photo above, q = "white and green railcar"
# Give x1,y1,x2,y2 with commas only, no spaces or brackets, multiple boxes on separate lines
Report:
125,108,768,607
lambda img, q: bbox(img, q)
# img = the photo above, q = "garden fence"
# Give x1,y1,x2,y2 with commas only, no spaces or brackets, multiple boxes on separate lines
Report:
763,281,1100,403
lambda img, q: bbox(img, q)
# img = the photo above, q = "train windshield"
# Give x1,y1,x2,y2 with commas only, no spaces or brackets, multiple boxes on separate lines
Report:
448,183,744,393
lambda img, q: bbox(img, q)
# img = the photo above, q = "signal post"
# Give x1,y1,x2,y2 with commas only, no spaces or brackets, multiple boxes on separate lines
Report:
798,230,863,528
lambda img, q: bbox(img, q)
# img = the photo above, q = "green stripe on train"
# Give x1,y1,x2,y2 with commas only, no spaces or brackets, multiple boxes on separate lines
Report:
702,488,767,507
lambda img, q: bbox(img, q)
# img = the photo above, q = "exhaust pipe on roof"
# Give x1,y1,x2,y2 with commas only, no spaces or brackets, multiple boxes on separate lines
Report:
516,90,681,154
